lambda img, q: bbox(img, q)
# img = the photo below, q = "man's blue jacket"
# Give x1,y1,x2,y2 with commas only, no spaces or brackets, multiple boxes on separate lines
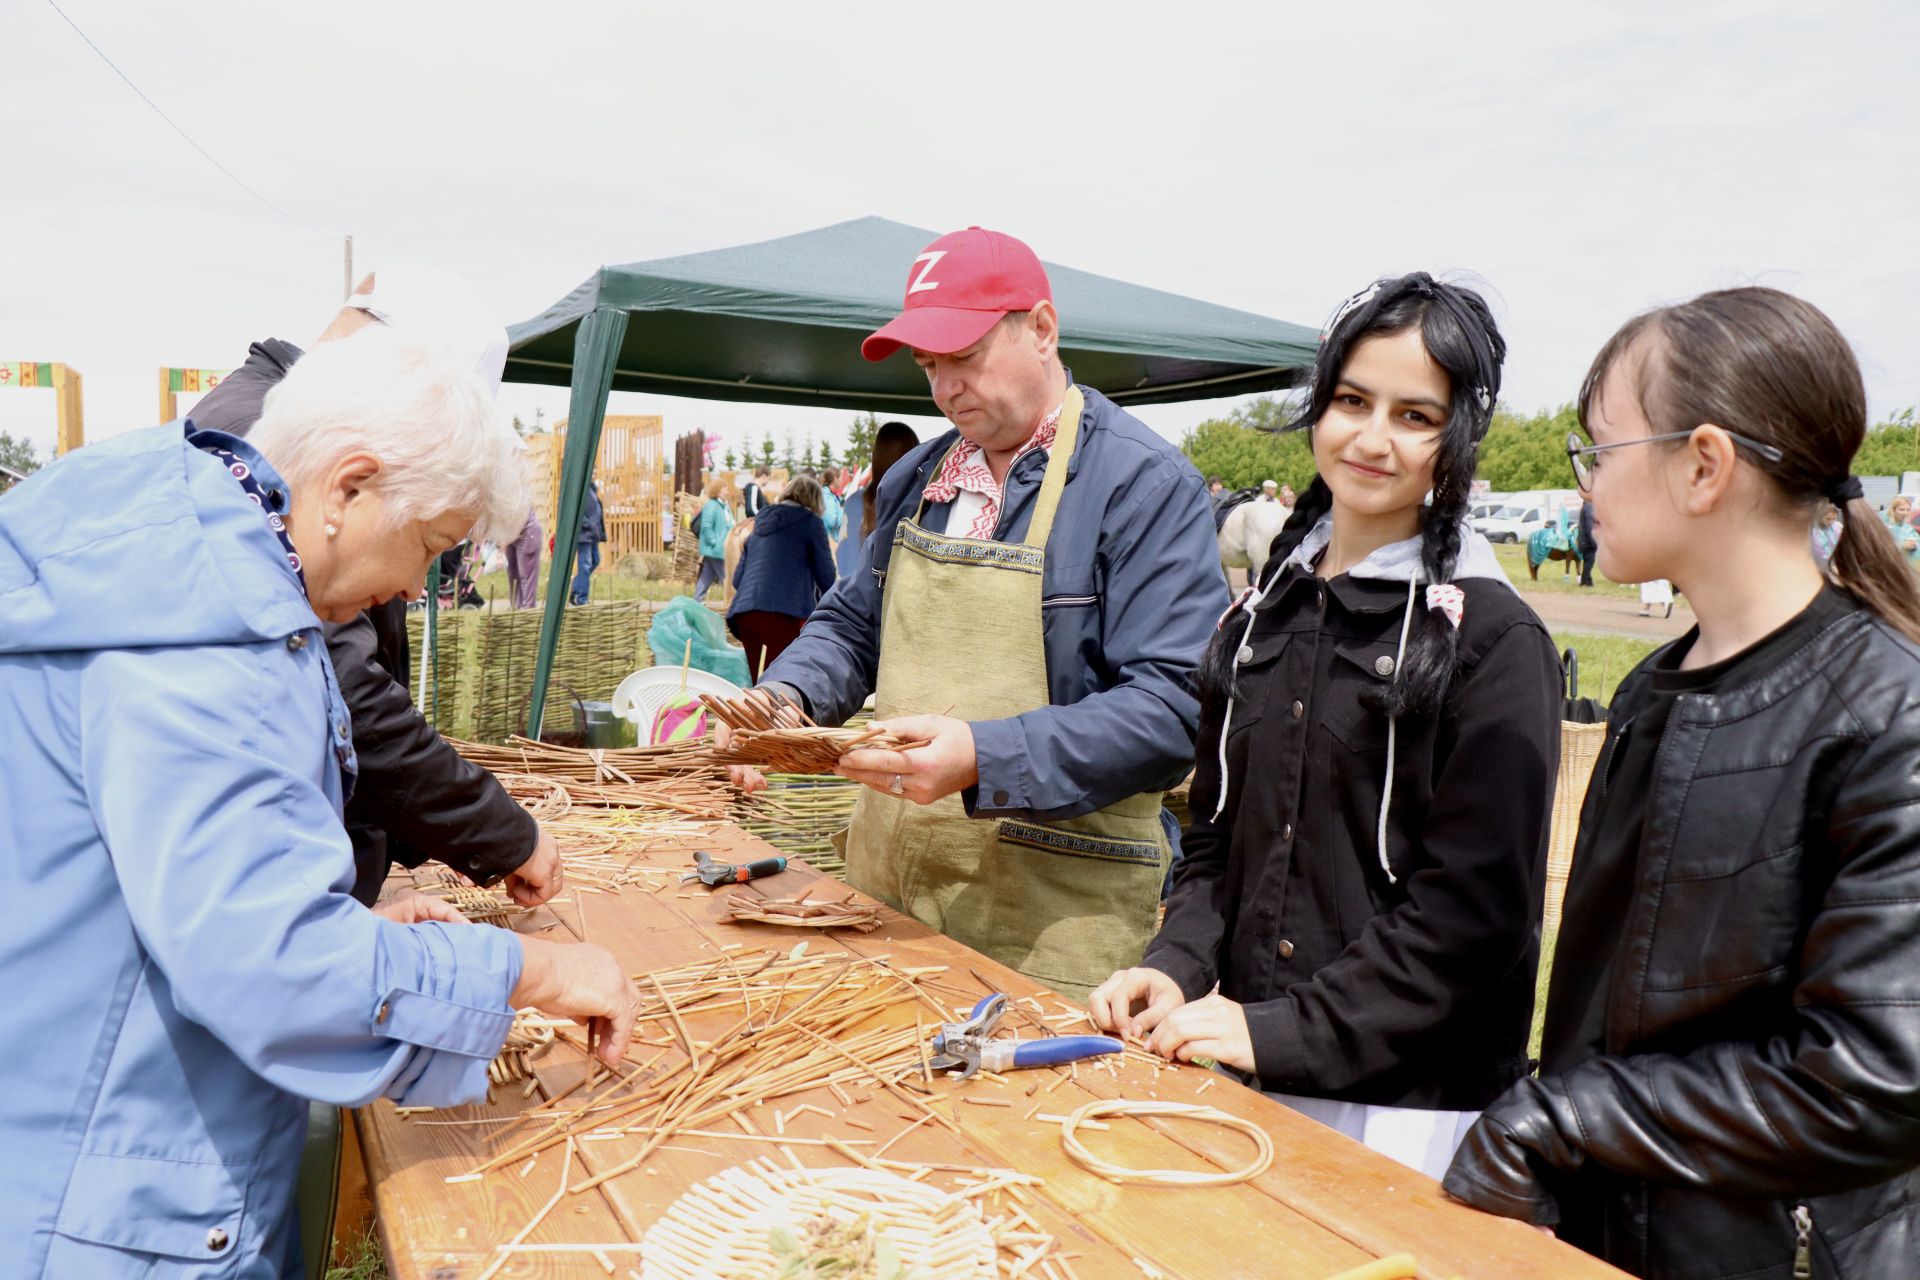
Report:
763,383,1228,823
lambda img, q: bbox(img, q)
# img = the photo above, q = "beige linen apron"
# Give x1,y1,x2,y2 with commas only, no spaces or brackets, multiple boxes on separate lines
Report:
840,386,1169,1000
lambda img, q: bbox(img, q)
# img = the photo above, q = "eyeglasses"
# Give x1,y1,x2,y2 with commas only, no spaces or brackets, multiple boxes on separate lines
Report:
1565,429,1784,490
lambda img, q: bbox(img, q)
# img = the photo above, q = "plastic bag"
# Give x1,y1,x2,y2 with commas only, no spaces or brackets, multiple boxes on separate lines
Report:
648,594,751,688
649,691,711,745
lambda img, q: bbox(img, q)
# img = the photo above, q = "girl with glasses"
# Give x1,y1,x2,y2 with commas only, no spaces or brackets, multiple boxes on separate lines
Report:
1444,288,1920,1278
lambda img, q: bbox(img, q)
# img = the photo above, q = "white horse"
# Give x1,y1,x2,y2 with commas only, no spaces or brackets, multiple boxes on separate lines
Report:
1217,496,1291,580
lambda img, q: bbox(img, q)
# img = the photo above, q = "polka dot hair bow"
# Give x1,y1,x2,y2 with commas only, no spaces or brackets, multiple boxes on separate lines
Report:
1216,586,1255,631
1426,583,1465,630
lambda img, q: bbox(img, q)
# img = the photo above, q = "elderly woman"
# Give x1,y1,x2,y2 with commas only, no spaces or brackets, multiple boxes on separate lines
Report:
0,329,638,1278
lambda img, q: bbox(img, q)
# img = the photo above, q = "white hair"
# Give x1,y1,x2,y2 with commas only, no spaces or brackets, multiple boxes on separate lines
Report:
249,325,528,541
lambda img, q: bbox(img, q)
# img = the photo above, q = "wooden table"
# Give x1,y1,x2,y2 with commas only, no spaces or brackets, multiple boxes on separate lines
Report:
358,823,1625,1280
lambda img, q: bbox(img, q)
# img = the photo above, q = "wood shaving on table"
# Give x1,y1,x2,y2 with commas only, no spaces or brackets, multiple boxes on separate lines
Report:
716,890,883,932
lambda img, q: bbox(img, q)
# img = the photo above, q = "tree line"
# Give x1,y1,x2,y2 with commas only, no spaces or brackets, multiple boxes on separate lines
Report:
708,413,895,476
1182,397,1920,495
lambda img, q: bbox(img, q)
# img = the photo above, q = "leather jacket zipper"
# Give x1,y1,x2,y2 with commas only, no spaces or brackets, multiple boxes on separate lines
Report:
1598,715,1632,799
1792,1203,1813,1279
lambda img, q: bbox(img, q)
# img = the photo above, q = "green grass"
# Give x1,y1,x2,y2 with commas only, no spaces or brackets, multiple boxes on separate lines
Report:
464,557,693,611
1548,630,1660,708
324,1226,387,1280
1530,924,1559,1063
1490,542,1642,600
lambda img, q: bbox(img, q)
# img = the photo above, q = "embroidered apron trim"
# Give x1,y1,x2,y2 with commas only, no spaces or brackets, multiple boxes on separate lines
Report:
997,821,1163,867
894,520,1046,573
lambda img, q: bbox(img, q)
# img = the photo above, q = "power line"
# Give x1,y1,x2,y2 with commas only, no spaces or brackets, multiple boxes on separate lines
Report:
45,0,336,240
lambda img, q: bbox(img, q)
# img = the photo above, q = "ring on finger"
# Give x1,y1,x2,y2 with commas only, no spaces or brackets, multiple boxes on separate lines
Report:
889,773,905,795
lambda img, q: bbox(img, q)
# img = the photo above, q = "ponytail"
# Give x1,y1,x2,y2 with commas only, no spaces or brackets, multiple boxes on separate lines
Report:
1827,498,1920,644
1580,287,1920,646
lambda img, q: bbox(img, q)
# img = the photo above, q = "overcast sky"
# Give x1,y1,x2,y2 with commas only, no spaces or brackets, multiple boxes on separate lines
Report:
3,0,1916,463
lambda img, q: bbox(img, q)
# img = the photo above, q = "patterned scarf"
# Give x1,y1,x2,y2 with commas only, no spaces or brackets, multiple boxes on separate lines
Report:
194,437,306,587
920,403,1062,539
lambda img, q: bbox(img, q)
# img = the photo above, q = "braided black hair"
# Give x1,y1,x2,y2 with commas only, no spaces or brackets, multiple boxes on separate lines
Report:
1200,273,1507,719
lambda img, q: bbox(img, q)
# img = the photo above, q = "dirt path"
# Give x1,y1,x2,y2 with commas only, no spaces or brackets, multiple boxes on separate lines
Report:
1518,587,1694,640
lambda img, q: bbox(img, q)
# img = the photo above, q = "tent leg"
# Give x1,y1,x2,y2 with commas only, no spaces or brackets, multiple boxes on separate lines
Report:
528,306,629,737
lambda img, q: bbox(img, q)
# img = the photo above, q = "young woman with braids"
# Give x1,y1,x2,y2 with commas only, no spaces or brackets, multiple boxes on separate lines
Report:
1090,273,1562,1178
1444,289,1920,1278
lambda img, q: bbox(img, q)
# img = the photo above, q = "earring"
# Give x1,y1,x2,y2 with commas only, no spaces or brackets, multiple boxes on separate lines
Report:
324,520,339,538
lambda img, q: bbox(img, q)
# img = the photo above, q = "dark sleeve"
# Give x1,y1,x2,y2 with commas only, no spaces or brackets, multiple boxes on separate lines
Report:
186,343,297,437
732,533,751,587
326,610,536,886
1142,681,1233,997
1240,619,1561,1092
966,459,1228,820
809,518,837,595
1444,718,1920,1226
761,449,939,724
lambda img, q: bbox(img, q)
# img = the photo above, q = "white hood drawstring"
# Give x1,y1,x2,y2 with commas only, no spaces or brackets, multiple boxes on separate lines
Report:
1210,568,1282,821
1209,513,1501,836
1374,577,1418,885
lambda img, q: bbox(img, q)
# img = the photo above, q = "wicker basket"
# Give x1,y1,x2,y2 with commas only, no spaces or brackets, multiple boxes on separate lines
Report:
1543,720,1609,937
668,492,703,583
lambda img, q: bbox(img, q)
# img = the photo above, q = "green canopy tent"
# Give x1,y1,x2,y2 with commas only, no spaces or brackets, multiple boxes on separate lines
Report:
510,216,1321,733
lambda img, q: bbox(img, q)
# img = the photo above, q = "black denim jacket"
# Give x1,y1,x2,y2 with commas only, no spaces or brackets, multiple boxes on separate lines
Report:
1145,564,1561,1110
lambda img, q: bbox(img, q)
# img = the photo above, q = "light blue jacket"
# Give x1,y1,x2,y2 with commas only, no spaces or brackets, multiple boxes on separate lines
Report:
820,488,845,541
0,424,523,1278
696,496,733,559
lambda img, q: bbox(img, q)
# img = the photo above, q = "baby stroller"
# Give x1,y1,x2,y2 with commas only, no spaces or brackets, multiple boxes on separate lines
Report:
435,541,487,610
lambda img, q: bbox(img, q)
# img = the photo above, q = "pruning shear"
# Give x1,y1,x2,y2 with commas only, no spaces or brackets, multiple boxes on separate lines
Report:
680,849,788,888
925,993,1122,1081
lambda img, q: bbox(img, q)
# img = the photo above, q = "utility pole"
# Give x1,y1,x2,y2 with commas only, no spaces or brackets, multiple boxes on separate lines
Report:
343,235,354,300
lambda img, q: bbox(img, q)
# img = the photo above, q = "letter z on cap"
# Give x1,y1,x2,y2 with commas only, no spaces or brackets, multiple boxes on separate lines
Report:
861,227,1053,362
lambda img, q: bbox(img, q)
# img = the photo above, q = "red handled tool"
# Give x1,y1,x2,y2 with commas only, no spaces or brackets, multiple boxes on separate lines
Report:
680,849,788,888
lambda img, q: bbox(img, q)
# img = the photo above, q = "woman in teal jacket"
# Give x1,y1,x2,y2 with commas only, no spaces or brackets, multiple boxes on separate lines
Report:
693,473,735,601
0,329,638,1278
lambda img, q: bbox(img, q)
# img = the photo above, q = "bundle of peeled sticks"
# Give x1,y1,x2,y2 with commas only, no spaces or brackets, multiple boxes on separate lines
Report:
698,693,914,775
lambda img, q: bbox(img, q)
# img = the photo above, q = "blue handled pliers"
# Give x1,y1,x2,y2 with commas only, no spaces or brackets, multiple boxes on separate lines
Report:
925,993,1122,1080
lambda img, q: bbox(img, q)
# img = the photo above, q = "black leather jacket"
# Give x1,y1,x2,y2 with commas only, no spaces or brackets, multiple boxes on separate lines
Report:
1444,594,1920,1279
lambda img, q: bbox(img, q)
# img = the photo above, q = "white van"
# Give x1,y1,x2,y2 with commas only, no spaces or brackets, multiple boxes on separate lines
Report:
1475,500,1548,544
1473,490,1581,544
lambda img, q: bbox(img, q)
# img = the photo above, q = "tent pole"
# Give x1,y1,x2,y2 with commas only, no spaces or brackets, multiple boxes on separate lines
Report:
527,303,629,737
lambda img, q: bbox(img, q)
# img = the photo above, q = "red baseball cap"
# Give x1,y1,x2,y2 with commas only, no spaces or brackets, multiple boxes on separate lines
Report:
861,227,1053,362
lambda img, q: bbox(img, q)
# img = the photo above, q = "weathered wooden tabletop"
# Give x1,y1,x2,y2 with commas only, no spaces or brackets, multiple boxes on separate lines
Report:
358,822,1624,1280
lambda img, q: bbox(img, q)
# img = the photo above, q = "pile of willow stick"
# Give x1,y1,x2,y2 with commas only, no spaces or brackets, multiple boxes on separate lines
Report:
699,693,911,775
450,735,736,820
444,945,1069,1277
456,948,945,1188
